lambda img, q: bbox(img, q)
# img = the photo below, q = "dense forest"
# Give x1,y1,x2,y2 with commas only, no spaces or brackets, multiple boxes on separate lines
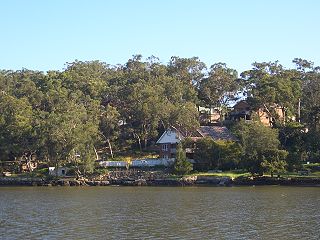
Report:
1,55,320,175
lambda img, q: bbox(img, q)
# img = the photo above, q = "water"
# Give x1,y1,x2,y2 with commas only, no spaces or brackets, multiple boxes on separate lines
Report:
0,186,319,240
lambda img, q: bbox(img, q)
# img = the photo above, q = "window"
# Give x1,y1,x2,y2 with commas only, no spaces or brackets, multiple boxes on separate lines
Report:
162,144,168,151
163,154,169,159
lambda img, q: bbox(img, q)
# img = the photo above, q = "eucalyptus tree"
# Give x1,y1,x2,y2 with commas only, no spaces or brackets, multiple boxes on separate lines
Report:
62,60,110,99
99,105,120,158
199,63,240,119
0,93,34,163
167,56,206,86
125,80,168,151
293,59,320,130
241,61,302,125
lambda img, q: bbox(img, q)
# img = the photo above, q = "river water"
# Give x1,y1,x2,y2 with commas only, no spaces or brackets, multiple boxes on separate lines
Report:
0,186,319,240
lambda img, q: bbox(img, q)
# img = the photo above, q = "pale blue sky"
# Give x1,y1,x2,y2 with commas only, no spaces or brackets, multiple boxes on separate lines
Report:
1,0,319,73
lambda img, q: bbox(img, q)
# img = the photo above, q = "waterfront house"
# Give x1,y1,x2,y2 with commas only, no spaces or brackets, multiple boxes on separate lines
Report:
156,126,236,159
156,128,185,159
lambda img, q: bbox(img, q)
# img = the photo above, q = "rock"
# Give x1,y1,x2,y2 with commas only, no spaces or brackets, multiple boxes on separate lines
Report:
181,176,197,185
100,181,110,186
195,176,232,185
69,180,81,186
57,179,70,186
196,176,221,184
85,181,95,186
134,179,147,186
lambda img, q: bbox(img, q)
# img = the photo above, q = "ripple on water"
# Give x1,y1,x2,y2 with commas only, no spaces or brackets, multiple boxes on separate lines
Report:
0,186,320,240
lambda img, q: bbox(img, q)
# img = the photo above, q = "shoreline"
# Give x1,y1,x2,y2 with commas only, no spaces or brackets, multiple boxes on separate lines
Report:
1,176,320,187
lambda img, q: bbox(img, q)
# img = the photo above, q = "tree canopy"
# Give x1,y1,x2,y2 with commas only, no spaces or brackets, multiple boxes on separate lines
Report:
1,56,319,175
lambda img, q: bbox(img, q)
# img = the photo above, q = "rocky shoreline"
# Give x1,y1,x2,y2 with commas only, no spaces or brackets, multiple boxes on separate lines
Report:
1,175,320,187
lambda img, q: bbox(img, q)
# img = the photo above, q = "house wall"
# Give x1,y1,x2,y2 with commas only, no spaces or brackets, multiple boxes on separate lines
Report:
257,107,284,126
231,101,286,126
159,143,177,158
257,109,271,126
48,167,69,177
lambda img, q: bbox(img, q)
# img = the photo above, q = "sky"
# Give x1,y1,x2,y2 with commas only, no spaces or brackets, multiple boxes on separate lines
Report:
1,0,320,73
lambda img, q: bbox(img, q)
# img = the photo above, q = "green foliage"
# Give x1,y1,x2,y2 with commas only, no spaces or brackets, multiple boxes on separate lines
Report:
174,143,192,175
242,61,302,124
278,122,307,170
193,137,242,171
232,121,288,174
199,63,240,113
260,149,288,176
1,56,320,177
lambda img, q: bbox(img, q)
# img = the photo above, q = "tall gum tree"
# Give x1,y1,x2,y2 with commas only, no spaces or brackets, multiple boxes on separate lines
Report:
199,63,240,121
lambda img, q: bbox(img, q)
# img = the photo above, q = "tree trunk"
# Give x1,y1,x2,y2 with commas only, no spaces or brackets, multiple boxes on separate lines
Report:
144,139,148,150
282,107,286,126
107,138,113,158
133,133,142,152
93,146,99,160
298,98,301,123
26,154,33,172
55,157,59,177
138,137,142,152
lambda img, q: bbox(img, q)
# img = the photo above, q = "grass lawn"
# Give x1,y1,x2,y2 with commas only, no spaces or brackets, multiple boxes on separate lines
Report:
187,170,320,179
280,171,320,178
187,170,251,179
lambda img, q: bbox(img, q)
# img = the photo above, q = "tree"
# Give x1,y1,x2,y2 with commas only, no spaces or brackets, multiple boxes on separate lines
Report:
125,81,168,151
167,56,206,86
199,63,240,120
193,137,215,170
278,122,307,170
35,83,100,175
99,105,120,158
193,137,242,171
0,93,34,163
298,62,320,130
63,60,110,99
261,149,288,177
169,102,200,137
174,143,192,175
242,61,302,125
232,121,288,174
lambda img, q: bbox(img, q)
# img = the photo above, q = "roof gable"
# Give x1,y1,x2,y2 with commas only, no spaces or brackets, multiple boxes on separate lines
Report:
156,129,183,144
233,100,250,110
156,126,237,144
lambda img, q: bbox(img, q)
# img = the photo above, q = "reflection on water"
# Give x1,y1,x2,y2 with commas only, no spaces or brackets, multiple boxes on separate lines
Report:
0,186,319,240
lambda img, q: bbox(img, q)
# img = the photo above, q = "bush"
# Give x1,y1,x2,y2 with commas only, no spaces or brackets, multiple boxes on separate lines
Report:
174,143,192,175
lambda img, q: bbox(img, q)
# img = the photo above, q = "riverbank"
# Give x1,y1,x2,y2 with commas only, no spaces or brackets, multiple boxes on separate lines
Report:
1,175,320,187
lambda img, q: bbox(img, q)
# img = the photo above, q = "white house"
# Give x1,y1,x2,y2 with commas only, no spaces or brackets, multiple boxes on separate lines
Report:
156,128,185,159
156,126,237,159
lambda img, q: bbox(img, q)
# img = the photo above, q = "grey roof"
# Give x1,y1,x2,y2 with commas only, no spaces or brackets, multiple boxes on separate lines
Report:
157,126,237,144
197,126,237,141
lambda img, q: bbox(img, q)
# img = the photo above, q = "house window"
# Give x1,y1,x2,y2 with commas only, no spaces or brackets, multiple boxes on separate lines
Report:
162,144,168,151
163,154,169,159
61,169,65,175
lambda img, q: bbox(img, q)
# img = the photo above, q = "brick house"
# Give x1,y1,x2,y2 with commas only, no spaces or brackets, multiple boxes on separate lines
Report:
228,100,284,126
